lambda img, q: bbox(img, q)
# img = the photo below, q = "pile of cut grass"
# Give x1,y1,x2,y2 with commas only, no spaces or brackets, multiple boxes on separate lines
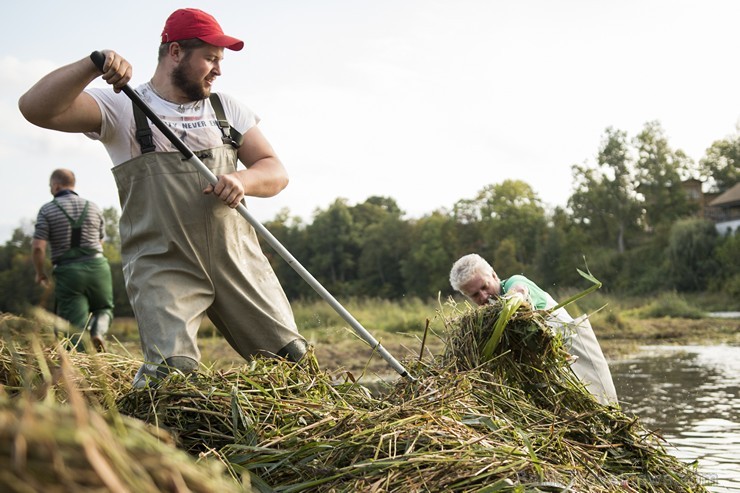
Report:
0,385,245,493
0,312,138,408
0,326,247,492
0,304,709,492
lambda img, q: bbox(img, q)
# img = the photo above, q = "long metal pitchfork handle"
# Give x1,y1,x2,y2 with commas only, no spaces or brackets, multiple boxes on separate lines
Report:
90,51,413,380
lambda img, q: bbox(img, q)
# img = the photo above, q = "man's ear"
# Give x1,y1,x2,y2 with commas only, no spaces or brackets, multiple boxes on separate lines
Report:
169,42,183,62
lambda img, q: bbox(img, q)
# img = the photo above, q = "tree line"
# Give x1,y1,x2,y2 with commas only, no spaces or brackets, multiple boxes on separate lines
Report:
1,121,738,316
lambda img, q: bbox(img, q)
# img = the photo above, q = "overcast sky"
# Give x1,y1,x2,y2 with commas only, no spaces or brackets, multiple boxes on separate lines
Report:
2,0,739,243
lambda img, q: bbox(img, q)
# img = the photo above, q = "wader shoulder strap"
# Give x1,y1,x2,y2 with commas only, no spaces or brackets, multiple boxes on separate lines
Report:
132,94,242,152
133,101,156,154
52,199,89,249
209,93,244,149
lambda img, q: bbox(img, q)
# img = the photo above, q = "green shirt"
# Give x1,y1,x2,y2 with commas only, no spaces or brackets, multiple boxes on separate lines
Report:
501,275,550,309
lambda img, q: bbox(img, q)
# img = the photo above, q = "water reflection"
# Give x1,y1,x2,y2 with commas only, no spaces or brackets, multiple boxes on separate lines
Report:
611,345,740,493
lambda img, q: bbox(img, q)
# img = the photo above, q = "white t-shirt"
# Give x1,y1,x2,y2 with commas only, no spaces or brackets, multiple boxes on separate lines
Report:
85,82,259,166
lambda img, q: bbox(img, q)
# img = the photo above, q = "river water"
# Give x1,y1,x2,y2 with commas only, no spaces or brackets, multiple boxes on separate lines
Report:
611,344,740,493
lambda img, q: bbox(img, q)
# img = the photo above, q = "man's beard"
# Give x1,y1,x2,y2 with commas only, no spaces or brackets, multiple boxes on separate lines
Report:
171,57,210,102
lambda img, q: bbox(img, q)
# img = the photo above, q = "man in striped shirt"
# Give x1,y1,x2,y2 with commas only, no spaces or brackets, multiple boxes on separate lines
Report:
32,168,114,352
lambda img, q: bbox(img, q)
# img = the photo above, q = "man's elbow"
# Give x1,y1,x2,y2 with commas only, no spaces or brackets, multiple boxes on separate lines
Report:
276,172,289,193
263,173,289,198
267,163,289,196
31,239,46,254
18,94,49,128
31,248,45,263
19,93,36,120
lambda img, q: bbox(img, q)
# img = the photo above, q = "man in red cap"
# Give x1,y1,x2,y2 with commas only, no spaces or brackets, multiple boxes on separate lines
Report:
19,8,307,387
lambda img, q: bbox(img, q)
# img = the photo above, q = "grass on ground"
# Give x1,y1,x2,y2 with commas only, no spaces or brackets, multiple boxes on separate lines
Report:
100,292,740,379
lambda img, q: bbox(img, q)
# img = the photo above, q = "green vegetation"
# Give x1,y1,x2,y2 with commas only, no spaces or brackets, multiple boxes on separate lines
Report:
1,120,738,319
630,292,707,320
96,294,740,380
293,296,436,333
0,302,714,492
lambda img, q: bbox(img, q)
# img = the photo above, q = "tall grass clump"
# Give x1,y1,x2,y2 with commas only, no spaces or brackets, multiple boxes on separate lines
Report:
635,291,706,319
0,367,245,492
293,297,439,333
0,314,249,492
691,289,740,312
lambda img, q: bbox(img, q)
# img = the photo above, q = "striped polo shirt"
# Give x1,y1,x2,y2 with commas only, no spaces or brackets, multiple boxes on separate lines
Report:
33,190,105,264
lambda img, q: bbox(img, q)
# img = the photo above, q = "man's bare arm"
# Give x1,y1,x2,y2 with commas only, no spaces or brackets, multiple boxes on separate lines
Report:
204,126,289,208
31,239,49,287
18,51,132,133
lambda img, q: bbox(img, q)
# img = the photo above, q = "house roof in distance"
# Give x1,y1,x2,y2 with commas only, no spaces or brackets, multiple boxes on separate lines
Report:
709,182,740,207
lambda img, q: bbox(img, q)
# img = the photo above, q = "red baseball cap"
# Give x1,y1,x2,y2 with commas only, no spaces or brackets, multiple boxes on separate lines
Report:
161,8,244,51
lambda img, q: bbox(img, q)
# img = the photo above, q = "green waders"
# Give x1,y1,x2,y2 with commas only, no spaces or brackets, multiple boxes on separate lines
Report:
112,145,305,386
52,199,114,350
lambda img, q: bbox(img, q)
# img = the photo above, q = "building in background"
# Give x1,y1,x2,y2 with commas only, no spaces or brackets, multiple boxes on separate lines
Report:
707,182,740,235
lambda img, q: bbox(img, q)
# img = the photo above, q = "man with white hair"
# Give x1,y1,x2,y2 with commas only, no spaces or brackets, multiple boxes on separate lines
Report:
450,253,618,405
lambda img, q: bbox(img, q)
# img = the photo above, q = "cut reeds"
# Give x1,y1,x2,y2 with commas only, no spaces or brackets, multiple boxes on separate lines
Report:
0,351,247,493
0,304,710,492
115,300,707,492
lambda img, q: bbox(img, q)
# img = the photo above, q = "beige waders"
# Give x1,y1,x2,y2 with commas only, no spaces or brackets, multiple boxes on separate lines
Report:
548,311,618,406
112,145,304,386
566,315,619,405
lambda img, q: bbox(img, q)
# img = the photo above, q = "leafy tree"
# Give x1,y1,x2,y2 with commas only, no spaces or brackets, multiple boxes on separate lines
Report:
6,227,33,252
474,180,547,266
714,232,740,274
0,228,46,313
357,214,410,298
353,197,410,298
492,238,525,277
304,199,358,295
262,208,313,300
534,207,590,288
711,233,740,297
634,121,696,229
450,199,486,256
353,196,403,221
451,198,482,224
577,246,625,293
401,212,457,298
102,207,121,262
568,127,642,253
699,133,740,193
665,218,719,291
616,242,670,294
534,225,564,288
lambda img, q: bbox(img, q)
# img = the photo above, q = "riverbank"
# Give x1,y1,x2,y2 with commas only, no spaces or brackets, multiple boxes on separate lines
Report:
194,313,740,378
69,302,740,379
597,315,740,359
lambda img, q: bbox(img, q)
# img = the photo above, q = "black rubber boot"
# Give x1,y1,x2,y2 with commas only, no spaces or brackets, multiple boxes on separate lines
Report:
277,339,308,362
157,356,199,379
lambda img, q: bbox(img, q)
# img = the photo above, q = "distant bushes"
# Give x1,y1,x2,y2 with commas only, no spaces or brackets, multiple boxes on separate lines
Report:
634,292,706,319
292,296,438,333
